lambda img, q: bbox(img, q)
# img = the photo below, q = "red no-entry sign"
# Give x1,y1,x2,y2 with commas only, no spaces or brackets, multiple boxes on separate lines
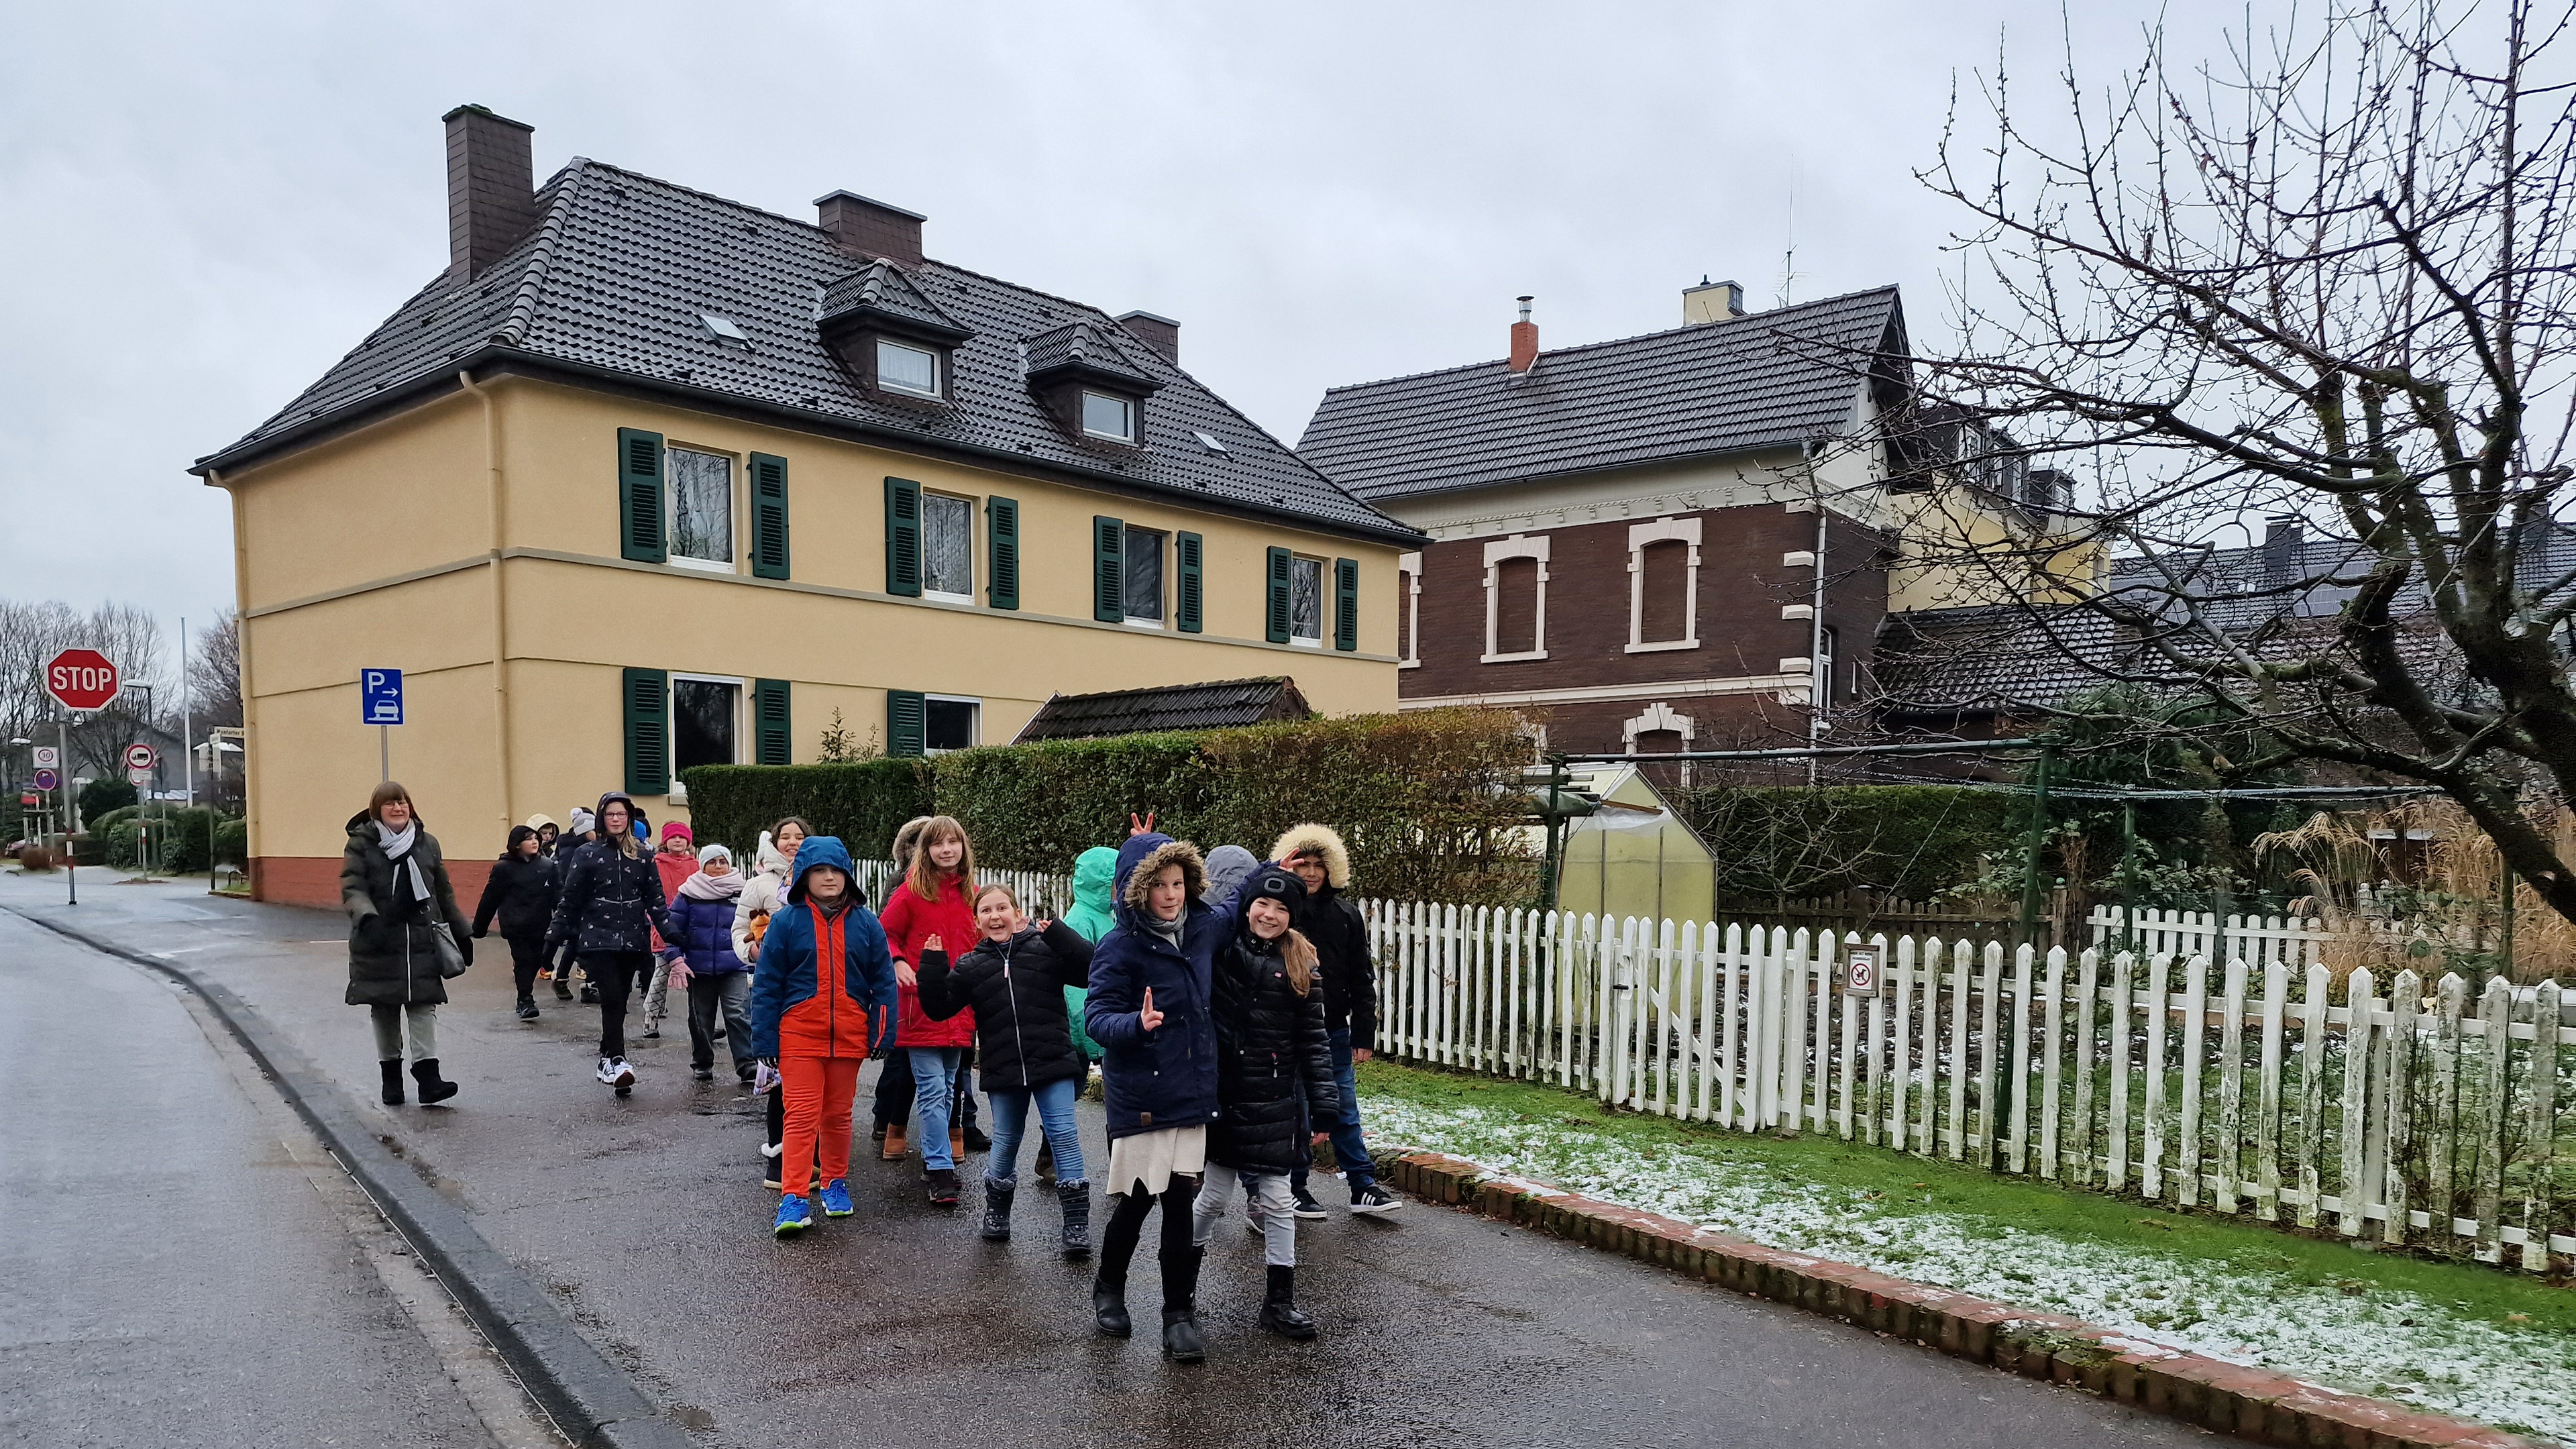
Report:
44,649,121,712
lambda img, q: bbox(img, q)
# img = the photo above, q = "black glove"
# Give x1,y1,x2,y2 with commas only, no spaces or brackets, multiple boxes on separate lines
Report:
458,934,474,968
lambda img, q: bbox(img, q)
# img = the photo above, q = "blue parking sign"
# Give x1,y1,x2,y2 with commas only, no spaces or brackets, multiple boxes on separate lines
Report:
361,669,405,726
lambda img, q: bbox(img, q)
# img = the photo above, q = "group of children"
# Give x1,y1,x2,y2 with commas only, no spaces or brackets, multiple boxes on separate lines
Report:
741,811,1401,1362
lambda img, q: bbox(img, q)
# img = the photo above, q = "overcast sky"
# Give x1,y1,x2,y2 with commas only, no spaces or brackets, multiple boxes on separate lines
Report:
1,0,2204,633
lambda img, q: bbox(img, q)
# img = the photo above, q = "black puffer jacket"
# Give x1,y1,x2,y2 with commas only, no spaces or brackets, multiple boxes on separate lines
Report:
341,810,471,1008
1209,892,1340,1175
918,920,1093,1091
545,794,672,958
472,847,559,941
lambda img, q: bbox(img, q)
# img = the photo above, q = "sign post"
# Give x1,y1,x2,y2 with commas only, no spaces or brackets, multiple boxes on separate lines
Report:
44,648,119,907
361,669,404,783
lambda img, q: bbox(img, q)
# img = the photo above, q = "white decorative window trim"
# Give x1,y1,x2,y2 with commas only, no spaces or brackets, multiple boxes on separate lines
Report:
1481,533,1549,663
1622,701,1695,753
1627,516,1701,653
1399,551,1423,668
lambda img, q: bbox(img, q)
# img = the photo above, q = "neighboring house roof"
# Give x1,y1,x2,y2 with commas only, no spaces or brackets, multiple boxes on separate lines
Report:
1296,286,1907,503
1010,677,1312,743
197,160,1417,545
1870,604,2142,715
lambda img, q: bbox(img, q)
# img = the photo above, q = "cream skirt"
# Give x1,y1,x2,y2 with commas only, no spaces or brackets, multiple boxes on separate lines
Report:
1104,1124,1207,1197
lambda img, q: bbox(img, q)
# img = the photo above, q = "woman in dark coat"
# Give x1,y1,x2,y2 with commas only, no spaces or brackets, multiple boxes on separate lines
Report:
916,881,1095,1255
1188,866,1340,1338
341,780,472,1107
473,824,560,1022
544,791,672,1095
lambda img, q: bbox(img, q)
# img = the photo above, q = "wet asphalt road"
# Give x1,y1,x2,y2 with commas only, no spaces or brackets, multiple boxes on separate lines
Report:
0,905,498,1448
0,873,2216,1449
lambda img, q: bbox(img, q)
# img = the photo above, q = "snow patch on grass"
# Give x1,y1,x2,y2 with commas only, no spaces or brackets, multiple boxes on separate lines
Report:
1366,1097,2574,1442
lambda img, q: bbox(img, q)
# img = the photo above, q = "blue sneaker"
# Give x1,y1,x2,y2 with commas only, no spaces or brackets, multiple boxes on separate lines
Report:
819,1179,854,1218
773,1194,812,1238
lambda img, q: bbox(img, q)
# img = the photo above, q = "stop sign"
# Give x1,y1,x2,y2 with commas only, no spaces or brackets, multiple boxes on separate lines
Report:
44,649,121,712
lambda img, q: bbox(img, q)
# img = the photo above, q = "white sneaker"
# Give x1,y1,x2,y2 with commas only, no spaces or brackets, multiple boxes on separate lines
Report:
612,1057,636,1088
598,1057,635,1087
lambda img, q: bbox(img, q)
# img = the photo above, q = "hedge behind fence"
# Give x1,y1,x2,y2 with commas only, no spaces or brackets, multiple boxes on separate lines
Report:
1675,784,2023,902
680,708,1538,905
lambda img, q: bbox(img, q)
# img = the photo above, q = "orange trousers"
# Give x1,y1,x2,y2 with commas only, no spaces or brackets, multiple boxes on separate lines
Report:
780,1055,863,1195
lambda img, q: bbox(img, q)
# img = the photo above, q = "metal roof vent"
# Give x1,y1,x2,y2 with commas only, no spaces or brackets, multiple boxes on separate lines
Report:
699,313,751,347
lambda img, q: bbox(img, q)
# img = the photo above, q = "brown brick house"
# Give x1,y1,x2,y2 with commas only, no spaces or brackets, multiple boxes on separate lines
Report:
1299,283,1917,758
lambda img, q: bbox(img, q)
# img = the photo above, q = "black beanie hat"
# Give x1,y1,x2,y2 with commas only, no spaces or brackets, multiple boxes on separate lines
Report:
1244,866,1307,916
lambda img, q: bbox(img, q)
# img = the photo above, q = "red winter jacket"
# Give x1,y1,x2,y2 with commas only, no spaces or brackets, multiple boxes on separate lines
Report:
879,880,976,1048
651,849,695,953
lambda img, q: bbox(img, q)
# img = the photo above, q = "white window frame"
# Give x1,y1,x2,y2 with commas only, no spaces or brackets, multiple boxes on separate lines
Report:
1289,554,1326,649
1398,551,1423,667
1625,517,1701,653
663,444,738,575
669,672,747,771
918,490,976,605
1481,533,1549,663
1621,701,1695,753
876,337,942,398
1818,626,1839,703
1122,526,1167,629
1081,390,1136,443
922,692,981,755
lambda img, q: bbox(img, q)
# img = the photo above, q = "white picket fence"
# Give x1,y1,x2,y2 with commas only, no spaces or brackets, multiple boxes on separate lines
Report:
1361,902,2573,1270
846,857,2571,1269
854,860,1076,920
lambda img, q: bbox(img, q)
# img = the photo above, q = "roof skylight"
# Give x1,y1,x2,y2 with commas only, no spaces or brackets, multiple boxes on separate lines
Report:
1192,431,1230,454
699,313,751,346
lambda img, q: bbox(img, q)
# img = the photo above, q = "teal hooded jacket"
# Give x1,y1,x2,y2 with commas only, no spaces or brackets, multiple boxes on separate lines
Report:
1060,845,1121,1060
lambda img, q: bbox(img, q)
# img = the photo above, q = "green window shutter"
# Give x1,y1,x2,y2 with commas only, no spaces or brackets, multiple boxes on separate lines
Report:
617,429,665,563
1264,546,1293,644
987,496,1020,610
753,678,792,765
622,667,669,795
1334,556,1360,651
887,689,927,758
1175,531,1204,633
749,453,790,580
885,477,922,596
1092,515,1125,623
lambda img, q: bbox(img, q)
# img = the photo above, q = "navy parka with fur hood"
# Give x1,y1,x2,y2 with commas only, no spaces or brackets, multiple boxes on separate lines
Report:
1083,833,1224,1142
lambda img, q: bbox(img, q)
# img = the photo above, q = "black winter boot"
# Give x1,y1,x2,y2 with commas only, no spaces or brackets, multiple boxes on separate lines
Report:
1091,1267,1132,1338
1160,1245,1207,1362
379,1059,405,1106
411,1059,459,1106
1260,1264,1318,1338
980,1179,1014,1241
1057,1181,1091,1259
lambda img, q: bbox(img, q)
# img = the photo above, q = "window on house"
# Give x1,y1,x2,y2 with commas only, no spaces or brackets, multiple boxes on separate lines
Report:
1398,551,1423,665
1081,390,1135,442
1817,626,1839,702
672,676,739,771
921,493,973,601
1638,541,1690,642
877,338,940,397
1124,527,1165,623
1493,557,1540,653
1290,555,1324,646
666,447,733,568
925,696,978,753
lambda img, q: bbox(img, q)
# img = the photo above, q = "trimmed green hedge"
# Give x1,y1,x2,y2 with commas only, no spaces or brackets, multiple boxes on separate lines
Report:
1676,784,2024,902
103,807,234,873
680,708,1538,905
678,758,933,863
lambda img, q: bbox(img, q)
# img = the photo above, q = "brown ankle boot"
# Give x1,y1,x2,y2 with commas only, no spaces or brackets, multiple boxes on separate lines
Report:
950,1128,966,1160
881,1125,908,1161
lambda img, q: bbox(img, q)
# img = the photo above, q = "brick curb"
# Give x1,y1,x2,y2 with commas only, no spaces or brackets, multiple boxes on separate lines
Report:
1385,1149,2537,1449
5,904,693,1449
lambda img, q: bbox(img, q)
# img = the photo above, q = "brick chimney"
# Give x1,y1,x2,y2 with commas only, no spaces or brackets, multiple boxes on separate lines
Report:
1508,296,1538,374
443,105,539,280
1116,310,1180,364
1683,277,1746,323
816,191,925,266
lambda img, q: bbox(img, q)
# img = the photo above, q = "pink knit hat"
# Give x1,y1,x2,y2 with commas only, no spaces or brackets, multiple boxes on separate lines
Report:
661,820,692,845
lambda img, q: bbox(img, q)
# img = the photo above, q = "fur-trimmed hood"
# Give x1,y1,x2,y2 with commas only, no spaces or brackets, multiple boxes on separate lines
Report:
1268,822,1351,890
1118,834,1208,917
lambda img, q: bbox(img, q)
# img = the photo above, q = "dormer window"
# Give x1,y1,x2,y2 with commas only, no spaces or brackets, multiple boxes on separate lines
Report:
877,339,941,398
1082,390,1136,442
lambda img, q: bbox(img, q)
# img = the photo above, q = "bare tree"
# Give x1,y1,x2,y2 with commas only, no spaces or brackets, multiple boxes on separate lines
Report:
1894,1,2576,924
187,608,242,731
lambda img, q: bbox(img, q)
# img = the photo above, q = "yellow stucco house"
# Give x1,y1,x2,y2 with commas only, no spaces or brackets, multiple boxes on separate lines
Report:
193,107,1419,906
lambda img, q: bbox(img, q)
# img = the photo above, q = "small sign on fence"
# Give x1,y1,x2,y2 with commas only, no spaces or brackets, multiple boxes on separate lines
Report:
1843,945,1882,996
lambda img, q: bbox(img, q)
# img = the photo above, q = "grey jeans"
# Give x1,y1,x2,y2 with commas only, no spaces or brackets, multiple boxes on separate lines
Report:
1193,1163,1297,1267
369,1002,438,1063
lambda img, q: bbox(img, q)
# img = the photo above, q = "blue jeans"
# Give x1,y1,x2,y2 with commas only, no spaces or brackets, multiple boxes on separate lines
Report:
1291,1028,1375,1191
908,1047,963,1170
984,1076,1086,1187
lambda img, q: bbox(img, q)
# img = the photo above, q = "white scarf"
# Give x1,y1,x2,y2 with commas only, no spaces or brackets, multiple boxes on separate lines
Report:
377,819,432,905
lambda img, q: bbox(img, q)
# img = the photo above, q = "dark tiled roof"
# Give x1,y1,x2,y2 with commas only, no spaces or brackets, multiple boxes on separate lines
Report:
819,260,970,341
200,160,1415,543
1023,319,1157,386
1010,676,1311,743
1870,605,2143,714
1296,287,1906,502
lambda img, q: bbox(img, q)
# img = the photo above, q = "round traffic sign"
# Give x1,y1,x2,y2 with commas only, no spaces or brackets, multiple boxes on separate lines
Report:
123,743,157,772
32,768,58,792
44,649,121,712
